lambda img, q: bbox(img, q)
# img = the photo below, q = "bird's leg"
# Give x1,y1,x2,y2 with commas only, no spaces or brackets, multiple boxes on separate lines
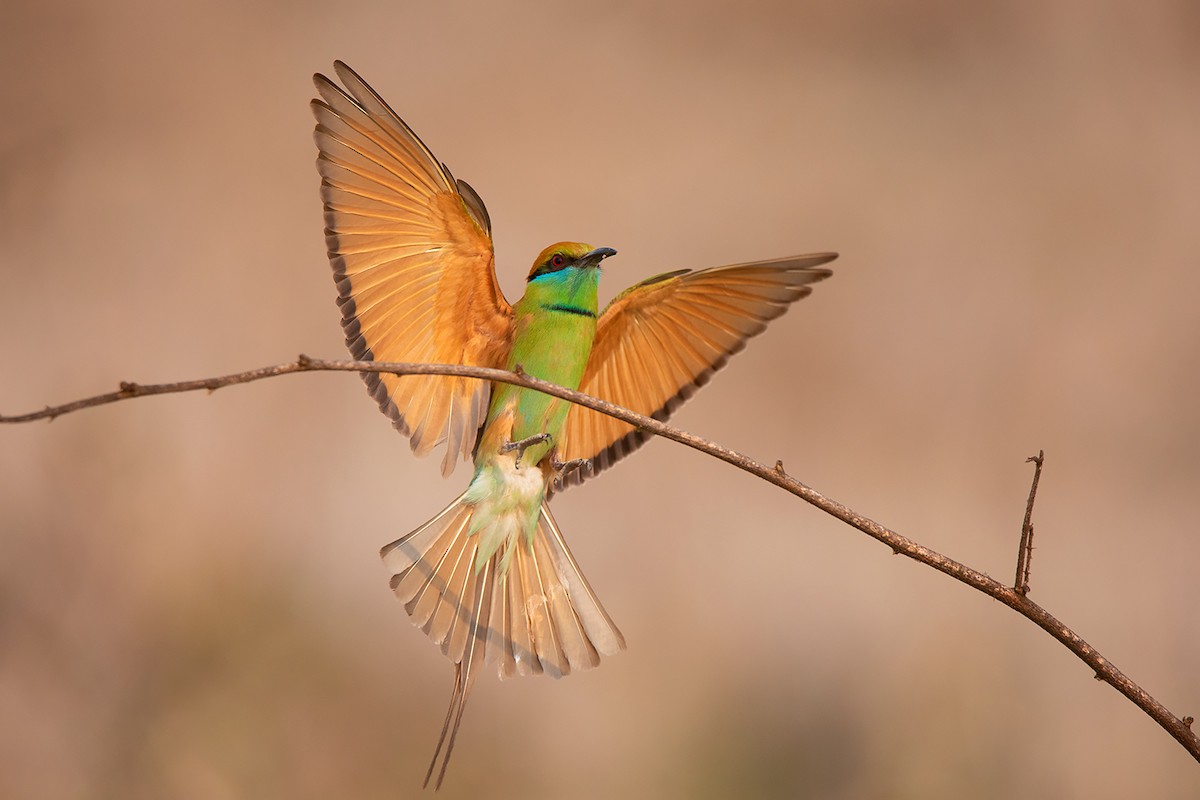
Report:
500,432,552,467
550,454,588,480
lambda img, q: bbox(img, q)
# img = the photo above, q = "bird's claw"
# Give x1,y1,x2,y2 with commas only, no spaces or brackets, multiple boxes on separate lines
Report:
501,432,552,467
550,456,588,478
550,456,589,488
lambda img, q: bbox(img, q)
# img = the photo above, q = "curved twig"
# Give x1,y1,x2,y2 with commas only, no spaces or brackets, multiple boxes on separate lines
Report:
3,355,1197,761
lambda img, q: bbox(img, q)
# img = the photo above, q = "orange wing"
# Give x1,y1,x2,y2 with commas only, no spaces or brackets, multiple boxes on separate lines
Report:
312,62,514,476
553,253,836,491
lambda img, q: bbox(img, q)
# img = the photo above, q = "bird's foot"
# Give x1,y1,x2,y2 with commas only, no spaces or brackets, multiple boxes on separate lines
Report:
550,456,588,478
550,456,589,488
500,432,552,467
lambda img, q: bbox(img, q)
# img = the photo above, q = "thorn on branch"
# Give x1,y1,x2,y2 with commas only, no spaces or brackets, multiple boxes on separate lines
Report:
512,363,527,378
1014,449,1045,596
774,459,787,475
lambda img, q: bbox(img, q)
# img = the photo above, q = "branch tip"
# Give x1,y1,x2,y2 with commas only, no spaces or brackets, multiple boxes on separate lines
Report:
1014,449,1045,595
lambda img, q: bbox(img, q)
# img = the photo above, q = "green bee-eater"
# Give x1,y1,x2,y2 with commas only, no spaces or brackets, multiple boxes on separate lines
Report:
311,62,836,788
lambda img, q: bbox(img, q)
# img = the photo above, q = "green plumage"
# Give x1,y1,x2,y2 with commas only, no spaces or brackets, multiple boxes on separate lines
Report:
464,246,603,572
497,262,600,463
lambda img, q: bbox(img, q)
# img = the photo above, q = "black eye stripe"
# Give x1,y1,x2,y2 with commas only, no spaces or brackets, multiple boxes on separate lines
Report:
527,254,574,281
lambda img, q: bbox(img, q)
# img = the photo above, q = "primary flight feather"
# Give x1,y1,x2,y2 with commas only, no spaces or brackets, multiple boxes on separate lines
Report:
311,60,835,788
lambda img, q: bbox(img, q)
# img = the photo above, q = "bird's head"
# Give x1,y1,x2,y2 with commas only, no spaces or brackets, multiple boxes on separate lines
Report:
526,242,617,282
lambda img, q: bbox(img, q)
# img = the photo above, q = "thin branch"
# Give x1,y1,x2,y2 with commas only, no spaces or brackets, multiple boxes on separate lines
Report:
3,356,1197,762
0,361,312,423
1014,450,1045,595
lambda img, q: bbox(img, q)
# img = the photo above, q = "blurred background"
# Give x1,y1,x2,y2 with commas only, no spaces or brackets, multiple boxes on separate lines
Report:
2,1,1198,797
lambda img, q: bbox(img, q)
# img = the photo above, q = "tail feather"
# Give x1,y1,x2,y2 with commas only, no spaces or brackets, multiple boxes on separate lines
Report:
423,559,491,790
519,533,568,677
427,530,474,650
535,504,626,659
383,493,469,583
379,492,625,788
386,499,471,630
539,531,600,666
423,663,466,789
491,550,540,677
444,542,485,664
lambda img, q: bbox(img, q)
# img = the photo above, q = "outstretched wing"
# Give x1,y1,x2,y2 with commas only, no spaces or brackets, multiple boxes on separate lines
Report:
553,253,836,491
312,61,514,476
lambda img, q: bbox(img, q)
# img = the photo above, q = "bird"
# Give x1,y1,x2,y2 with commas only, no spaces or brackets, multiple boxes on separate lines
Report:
310,60,836,789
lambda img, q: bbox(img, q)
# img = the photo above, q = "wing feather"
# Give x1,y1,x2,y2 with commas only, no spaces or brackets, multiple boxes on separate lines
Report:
312,62,514,476
553,253,836,491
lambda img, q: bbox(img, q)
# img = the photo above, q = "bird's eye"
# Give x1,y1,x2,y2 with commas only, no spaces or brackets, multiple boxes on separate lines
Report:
551,254,566,268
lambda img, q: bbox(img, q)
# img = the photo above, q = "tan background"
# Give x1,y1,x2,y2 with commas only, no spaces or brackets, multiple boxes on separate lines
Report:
2,1,1198,797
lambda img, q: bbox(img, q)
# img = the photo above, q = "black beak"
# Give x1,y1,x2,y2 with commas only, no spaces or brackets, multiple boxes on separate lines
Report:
580,246,617,267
